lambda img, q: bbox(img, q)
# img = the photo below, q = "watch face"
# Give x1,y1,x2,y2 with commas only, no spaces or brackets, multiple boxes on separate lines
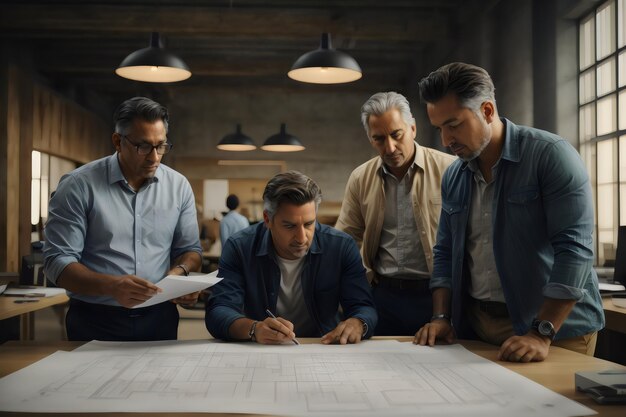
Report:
538,320,554,336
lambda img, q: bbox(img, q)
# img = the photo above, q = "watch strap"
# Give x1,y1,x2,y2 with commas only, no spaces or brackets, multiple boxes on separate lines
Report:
248,321,258,342
176,264,190,276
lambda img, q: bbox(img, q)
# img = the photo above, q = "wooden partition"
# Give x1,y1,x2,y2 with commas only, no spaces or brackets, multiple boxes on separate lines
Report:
0,63,110,272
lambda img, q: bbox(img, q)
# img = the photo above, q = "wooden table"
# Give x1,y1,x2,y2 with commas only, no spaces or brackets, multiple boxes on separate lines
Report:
603,297,626,334
0,293,68,340
0,338,624,416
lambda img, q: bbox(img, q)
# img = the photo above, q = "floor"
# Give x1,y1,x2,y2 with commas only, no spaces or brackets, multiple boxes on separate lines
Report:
31,303,212,341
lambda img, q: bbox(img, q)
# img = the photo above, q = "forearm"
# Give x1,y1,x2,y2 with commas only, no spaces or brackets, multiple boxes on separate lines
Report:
431,287,451,316
535,297,577,333
56,262,118,296
228,317,255,340
171,251,202,274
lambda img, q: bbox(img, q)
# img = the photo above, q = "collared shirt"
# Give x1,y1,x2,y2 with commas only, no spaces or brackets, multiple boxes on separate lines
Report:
466,159,504,302
375,153,429,280
431,118,604,339
335,142,455,283
219,210,249,244
44,153,202,306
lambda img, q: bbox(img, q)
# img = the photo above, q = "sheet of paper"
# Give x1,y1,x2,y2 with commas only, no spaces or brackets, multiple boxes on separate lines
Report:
133,270,222,308
2,286,66,297
599,282,626,292
0,340,595,416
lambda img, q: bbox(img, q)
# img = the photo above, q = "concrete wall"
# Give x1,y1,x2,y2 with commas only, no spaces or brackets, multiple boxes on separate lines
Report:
167,89,380,202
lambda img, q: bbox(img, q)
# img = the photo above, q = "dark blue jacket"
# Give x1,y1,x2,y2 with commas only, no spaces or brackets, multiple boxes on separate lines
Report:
205,221,377,340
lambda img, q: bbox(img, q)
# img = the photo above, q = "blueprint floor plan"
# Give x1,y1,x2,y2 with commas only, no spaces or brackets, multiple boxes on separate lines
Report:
0,340,593,416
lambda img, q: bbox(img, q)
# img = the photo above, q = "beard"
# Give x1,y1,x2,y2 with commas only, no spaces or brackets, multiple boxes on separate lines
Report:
459,117,491,162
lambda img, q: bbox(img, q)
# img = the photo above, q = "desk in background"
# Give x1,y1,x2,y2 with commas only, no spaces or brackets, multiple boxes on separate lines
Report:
0,293,68,341
0,338,624,417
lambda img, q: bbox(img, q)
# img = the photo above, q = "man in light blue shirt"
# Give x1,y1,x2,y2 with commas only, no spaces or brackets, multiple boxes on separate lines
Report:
219,194,249,244
44,97,202,341
414,63,604,362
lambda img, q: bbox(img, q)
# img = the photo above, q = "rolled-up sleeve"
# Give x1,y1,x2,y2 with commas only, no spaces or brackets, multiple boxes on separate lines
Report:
339,238,377,338
43,174,88,284
541,140,595,300
205,239,247,340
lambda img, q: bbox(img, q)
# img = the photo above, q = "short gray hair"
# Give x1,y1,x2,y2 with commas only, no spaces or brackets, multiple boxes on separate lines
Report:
360,92,415,135
113,97,169,135
263,171,322,220
418,62,496,113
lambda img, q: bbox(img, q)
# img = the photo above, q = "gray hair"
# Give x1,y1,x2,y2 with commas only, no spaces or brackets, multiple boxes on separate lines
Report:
113,97,169,135
418,62,496,113
360,92,415,136
263,171,322,220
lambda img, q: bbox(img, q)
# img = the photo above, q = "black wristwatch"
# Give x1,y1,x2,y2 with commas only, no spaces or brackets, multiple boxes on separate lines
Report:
531,318,556,341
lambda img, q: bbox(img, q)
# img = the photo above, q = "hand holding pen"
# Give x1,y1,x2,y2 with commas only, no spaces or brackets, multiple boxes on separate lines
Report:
264,309,300,345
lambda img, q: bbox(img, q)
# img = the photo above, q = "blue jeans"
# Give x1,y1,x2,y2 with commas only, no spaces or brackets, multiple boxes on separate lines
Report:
372,284,432,336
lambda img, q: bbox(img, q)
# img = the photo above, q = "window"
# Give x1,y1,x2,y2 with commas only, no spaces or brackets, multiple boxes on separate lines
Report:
579,0,626,266
30,151,76,241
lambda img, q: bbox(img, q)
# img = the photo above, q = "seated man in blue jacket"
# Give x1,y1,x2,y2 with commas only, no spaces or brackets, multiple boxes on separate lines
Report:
206,170,377,344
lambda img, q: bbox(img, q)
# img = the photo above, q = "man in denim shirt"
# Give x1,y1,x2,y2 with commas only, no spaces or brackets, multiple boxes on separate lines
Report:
414,62,604,362
206,171,377,345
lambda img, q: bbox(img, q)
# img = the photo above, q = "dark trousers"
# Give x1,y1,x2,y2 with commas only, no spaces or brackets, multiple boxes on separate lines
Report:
66,299,179,341
372,282,432,336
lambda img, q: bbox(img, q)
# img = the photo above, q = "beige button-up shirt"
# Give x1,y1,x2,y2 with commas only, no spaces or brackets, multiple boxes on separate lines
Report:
336,142,455,283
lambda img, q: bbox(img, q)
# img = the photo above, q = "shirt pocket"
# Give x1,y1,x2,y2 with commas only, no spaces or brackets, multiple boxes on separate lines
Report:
506,186,543,227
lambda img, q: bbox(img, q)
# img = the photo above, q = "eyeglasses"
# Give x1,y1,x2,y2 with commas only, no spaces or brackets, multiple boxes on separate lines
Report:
121,135,173,155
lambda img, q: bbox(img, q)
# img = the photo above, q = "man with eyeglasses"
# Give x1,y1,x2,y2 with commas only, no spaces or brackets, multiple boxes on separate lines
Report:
44,97,202,341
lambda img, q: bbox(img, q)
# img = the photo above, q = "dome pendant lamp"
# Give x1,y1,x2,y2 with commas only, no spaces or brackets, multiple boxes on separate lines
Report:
116,32,191,83
261,123,305,152
217,124,257,151
288,33,362,84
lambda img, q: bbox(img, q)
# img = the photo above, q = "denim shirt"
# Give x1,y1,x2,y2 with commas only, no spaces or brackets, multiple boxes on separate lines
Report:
430,118,604,340
205,222,377,340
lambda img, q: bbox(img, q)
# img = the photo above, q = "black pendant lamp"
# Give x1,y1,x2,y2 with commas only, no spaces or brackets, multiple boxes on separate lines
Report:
261,123,305,152
217,124,257,151
288,33,362,84
116,32,191,83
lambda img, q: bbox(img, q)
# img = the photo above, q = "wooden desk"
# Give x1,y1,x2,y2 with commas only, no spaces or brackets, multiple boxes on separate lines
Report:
0,338,624,416
603,297,626,334
0,293,68,340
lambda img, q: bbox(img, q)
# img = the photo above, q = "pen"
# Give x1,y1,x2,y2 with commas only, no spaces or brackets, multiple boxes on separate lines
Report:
14,299,39,303
265,309,300,345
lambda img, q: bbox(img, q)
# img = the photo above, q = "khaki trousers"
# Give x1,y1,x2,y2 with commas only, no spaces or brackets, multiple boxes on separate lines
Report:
467,298,597,356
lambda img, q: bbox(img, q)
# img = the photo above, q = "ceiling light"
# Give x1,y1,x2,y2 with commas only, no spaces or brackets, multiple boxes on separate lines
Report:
116,32,191,83
288,33,362,84
216,124,257,151
261,123,305,152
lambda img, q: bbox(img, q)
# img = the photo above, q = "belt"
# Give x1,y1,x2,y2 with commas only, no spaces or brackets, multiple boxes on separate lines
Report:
376,276,430,291
69,298,167,313
474,299,509,318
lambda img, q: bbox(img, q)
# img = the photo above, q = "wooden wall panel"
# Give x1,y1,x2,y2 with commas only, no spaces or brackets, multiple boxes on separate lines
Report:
31,84,109,163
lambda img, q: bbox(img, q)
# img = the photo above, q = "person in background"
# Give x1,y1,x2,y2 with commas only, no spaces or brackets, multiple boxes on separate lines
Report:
206,171,377,344
415,62,604,362
44,97,202,341
335,92,454,336
219,194,249,244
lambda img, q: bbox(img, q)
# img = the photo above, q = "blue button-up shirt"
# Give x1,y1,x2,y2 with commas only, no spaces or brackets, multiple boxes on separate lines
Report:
431,118,604,339
206,221,377,340
44,153,202,306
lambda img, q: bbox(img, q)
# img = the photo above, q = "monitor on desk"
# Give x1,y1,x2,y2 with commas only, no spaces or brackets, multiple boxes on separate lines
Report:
613,226,626,285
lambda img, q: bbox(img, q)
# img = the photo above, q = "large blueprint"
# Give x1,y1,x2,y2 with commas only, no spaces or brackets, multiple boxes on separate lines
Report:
0,340,594,416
